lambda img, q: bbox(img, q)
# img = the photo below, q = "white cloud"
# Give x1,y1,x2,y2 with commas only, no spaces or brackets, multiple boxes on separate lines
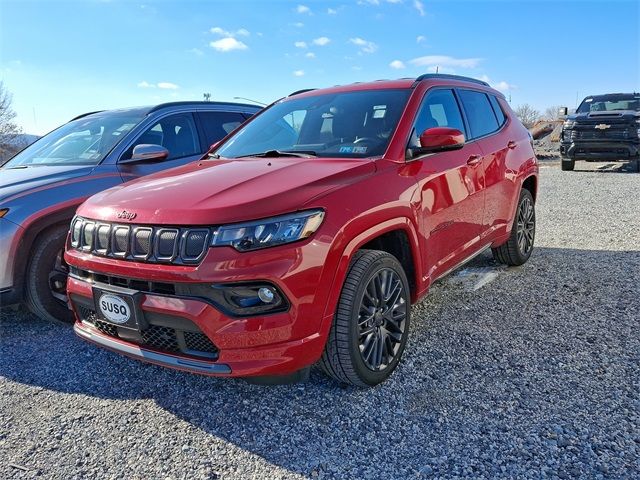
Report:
210,26,230,36
294,41,308,48
313,36,331,46
350,37,378,54
389,60,405,69
188,48,204,56
416,35,426,43
157,82,179,90
358,0,380,5
387,0,403,3
137,81,179,89
480,76,516,92
327,8,337,14
296,4,310,14
293,70,305,77
210,37,248,52
211,26,250,37
305,52,316,58
292,22,304,27
409,55,482,69
414,0,425,16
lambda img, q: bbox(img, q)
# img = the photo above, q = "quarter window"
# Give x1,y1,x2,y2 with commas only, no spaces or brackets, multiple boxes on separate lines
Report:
409,89,465,148
458,90,500,140
489,95,506,126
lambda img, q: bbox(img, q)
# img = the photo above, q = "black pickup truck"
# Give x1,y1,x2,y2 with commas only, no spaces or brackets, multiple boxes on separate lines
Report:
560,93,640,171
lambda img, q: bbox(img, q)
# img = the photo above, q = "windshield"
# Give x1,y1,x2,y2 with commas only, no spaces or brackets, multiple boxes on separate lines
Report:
4,111,145,167
216,89,411,159
576,94,640,113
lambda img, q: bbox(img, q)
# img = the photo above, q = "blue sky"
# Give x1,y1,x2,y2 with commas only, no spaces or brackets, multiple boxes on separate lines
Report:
1,0,639,135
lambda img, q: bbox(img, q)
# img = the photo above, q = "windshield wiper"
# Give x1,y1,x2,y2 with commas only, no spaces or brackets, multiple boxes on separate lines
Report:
237,149,317,159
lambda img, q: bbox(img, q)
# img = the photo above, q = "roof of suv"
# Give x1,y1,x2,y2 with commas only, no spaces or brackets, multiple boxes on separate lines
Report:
70,101,261,122
288,74,497,99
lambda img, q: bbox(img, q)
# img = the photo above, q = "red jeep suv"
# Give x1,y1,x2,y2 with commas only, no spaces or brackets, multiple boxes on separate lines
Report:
65,74,538,386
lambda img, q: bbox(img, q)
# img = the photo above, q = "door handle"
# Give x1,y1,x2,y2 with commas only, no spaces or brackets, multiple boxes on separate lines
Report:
467,155,481,166
507,140,517,149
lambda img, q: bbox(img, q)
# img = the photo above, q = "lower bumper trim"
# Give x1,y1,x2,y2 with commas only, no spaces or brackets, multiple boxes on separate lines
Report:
74,323,232,375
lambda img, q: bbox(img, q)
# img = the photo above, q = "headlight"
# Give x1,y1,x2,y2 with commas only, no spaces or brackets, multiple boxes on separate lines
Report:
563,120,575,129
210,209,325,252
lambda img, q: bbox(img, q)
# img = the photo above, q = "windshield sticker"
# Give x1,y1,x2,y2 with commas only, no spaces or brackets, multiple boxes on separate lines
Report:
339,146,368,154
585,98,593,102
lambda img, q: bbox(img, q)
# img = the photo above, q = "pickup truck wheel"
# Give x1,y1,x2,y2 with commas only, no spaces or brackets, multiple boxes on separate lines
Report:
492,189,535,266
24,225,73,324
561,158,575,171
319,250,411,387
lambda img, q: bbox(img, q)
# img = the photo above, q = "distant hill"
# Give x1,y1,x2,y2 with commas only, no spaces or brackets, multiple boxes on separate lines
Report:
0,133,40,163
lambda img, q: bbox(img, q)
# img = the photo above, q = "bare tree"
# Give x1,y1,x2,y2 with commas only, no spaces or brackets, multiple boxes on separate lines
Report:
514,104,541,129
0,81,24,161
544,105,563,121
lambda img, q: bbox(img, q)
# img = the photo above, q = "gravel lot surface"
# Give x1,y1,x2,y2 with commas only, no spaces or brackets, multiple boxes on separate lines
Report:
1,162,639,479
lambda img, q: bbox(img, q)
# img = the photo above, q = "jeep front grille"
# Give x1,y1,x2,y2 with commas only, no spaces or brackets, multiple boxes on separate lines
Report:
70,217,212,265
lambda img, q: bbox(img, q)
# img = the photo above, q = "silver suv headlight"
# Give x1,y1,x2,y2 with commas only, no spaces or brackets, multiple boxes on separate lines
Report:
210,209,325,252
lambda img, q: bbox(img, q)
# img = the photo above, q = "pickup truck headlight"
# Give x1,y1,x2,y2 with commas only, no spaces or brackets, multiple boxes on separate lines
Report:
563,120,575,129
210,209,325,252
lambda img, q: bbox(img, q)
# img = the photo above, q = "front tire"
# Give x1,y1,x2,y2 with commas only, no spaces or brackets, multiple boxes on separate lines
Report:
319,250,411,387
24,225,73,324
561,158,575,171
492,189,536,266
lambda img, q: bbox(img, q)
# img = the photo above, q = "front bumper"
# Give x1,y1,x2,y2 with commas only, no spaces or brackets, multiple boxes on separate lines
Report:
560,140,640,160
0,218,24,302
65,239,334,378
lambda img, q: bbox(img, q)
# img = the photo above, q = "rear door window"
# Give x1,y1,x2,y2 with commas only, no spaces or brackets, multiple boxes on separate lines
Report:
458,90,500,140
197,111,248,147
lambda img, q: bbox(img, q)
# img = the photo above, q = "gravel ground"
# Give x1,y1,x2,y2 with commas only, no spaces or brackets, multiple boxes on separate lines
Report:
1,163,639,479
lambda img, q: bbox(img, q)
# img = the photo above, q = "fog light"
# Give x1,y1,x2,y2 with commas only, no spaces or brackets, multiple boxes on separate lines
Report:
258,287,275,303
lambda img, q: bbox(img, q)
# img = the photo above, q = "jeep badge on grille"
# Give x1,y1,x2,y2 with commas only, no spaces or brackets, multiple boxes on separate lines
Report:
117,210,137,220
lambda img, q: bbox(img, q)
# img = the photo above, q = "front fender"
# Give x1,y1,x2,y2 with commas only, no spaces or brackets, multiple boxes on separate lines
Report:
317,216,423,341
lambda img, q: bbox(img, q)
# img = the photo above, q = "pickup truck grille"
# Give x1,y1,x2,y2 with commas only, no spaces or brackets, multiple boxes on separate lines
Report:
70,217,211,265
572,129,633,140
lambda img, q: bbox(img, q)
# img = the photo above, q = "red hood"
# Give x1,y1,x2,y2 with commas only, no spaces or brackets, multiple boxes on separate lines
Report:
77,157,376,225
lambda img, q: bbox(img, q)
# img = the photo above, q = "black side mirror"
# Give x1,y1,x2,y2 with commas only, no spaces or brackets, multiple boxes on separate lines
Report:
121,144,169,164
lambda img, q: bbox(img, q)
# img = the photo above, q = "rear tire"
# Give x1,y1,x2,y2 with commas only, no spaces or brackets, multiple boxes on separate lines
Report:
319,250,411,387
492,189,536,266
561,158,575,171
24,225,73,324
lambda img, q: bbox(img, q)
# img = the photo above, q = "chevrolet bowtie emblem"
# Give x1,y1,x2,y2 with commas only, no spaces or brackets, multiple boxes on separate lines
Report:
594,124,611,130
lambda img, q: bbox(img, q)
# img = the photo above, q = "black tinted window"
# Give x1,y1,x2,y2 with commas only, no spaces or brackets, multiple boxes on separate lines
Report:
489,95,506,126
198,111,248,147
410,89,465,148
458,90,500,140
123,113,199,160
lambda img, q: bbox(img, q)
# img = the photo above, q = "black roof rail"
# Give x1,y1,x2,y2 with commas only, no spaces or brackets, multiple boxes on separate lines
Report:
148,100,259,113
288,88,316,97
69,111,104,122
414,74,490,87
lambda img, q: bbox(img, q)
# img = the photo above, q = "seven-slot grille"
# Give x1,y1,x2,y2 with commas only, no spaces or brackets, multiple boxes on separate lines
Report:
71,217,211,265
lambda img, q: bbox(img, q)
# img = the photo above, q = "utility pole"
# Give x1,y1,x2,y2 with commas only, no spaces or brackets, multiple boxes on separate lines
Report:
203,93,211,102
